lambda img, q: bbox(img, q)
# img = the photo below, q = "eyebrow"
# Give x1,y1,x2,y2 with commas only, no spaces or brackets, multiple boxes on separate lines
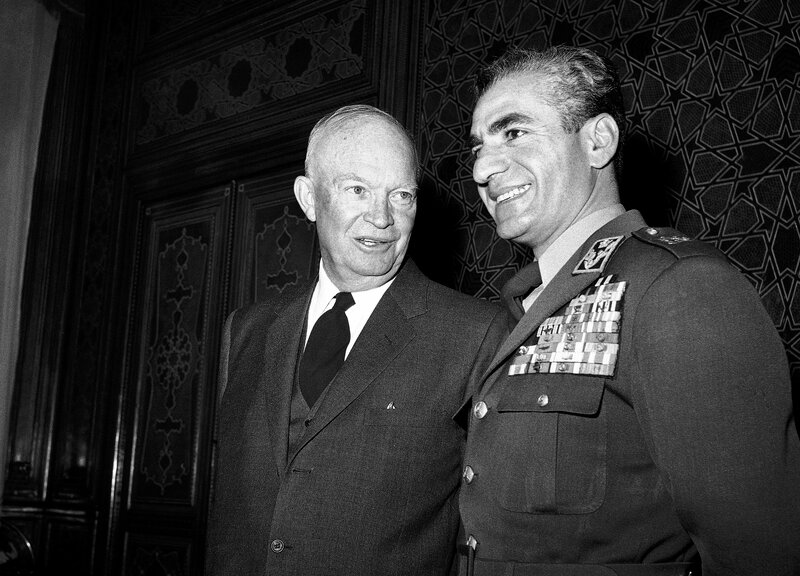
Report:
333,174,418,192
469,112,535,148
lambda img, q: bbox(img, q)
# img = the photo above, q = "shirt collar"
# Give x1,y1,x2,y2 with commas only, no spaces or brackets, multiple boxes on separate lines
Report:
307,262,397,353
537,203,626,286
312,262,395,313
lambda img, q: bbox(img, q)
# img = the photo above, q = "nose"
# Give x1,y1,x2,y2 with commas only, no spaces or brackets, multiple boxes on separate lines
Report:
473,146,508,187
364,195,394,229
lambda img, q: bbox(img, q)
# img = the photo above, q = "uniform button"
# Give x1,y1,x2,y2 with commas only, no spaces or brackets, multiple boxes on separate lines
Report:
463,465,475,484
473,401,488,419
646,227,658,235
270,539,284,553
537,394,549,407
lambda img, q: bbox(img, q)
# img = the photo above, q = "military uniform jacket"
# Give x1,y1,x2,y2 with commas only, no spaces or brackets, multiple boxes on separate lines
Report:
460,211,800,576
205,259,508,576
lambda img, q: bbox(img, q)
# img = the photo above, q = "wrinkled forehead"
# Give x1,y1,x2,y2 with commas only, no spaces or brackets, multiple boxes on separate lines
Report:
310,117,417,184
316,116,409,151
312,117,412,163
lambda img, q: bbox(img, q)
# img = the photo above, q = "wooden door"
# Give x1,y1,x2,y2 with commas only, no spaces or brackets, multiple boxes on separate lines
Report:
116,171,318,574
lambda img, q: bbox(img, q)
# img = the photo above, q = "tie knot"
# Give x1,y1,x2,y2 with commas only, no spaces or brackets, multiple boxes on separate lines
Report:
332,292,354,311
502,262,541,300
501,262,542,320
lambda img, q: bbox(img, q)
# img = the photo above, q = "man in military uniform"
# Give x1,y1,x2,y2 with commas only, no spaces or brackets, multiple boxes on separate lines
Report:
460,46,800,576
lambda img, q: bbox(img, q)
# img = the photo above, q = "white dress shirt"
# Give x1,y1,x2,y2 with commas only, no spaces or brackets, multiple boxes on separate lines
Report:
304,263,395,358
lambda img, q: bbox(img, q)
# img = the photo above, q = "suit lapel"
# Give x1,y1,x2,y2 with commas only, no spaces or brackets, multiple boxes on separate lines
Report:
485,210,647,379
288,261,425,464
261,289,312,476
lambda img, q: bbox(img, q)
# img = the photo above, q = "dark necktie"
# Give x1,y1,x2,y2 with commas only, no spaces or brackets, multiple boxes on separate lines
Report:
299,292,355,407
501,262,542,321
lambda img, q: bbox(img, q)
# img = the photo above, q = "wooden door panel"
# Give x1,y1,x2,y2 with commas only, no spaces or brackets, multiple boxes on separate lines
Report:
123,532,194,576
119,184,233,575
232,169,318,308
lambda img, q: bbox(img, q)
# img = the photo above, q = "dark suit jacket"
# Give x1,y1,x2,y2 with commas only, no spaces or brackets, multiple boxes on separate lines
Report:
460,211,800,576
206,259,508,576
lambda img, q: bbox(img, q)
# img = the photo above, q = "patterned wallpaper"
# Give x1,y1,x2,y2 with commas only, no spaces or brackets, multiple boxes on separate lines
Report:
416,0,800,381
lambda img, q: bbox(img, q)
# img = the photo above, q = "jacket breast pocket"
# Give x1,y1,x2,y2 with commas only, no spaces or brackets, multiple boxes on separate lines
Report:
489,376,607,514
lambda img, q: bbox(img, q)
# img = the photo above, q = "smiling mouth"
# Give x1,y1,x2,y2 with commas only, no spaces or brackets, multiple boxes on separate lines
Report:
356,238,393,247
496,184,530,204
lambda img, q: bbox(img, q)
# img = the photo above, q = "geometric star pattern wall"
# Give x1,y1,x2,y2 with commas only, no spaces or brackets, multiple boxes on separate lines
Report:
417,0,800,382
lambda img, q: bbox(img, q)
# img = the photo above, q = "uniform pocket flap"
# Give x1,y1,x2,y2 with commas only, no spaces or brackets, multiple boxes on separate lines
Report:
496,377,604,415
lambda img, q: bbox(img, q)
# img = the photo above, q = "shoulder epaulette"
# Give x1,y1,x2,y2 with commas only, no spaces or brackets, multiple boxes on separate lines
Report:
631,227,722,259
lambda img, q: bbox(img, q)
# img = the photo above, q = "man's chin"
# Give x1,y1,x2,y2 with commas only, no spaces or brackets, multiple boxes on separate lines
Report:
494,221,519,241
495,224,537,251
349,258,404,285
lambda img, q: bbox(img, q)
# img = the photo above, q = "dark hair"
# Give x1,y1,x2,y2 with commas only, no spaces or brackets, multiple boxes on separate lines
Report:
475,46,626,174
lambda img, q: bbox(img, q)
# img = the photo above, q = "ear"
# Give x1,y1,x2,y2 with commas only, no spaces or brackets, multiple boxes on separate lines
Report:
582,113,619,170
294,175,317,222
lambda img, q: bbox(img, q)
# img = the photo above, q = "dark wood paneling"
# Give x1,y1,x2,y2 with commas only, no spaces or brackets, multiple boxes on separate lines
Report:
123,531,194,576
232,169,319,308
136,0,246,54
0,511,96,575
116,183,233,573
43,516,96,575
2,3,127,571
3,12,92,506
128,0,375,177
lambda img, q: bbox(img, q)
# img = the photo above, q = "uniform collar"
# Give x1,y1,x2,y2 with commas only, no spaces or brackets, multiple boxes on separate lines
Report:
537,203,626,288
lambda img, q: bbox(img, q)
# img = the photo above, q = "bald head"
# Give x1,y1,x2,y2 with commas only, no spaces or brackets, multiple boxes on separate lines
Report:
304,104,420,182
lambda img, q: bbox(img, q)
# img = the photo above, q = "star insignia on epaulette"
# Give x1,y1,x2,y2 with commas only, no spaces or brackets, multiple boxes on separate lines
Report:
643,227,690,245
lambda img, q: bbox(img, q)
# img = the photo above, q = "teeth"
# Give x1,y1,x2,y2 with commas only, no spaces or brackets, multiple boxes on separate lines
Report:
497,184,530,203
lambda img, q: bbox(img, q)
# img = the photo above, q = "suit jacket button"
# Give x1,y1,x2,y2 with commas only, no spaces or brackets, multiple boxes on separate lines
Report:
473,401,488,419
270,539,285,553
463,465,475,484
537,394,549,407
